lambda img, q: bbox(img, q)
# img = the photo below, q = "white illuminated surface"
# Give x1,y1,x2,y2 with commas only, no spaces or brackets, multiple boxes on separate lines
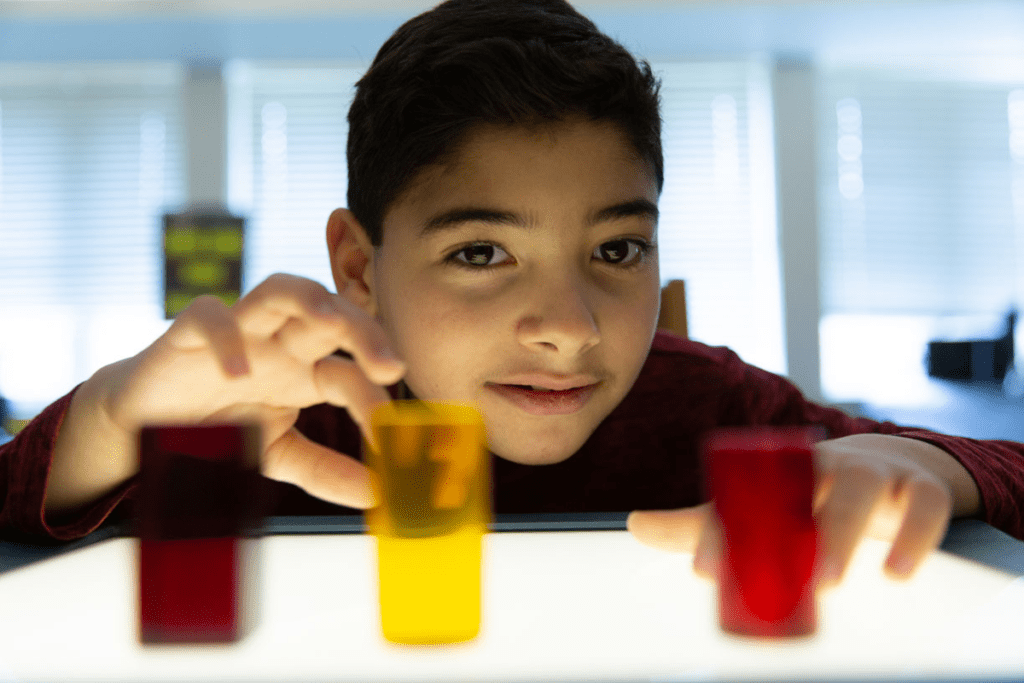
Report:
0,532,1022,682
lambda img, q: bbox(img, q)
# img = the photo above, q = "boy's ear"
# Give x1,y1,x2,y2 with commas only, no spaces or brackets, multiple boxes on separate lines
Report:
326,208,376,316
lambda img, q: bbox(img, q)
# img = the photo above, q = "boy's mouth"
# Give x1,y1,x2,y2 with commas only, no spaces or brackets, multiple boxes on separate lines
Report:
484,380,600,416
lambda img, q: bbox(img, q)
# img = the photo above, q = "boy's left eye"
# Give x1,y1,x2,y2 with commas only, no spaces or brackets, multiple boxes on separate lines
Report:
594,239,650,266
448,243,512,268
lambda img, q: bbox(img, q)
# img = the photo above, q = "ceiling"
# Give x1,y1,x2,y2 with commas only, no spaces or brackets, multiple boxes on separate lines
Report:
1,0,1022,65
0,0,969,19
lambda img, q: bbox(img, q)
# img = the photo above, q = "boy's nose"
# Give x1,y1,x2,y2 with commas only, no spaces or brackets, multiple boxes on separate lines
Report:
515,278,601,356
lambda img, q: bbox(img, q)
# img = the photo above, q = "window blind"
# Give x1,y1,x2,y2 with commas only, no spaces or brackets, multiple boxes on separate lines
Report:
819,70,1018,315
227,62,366,291
655,61,784,375
817,66,1023,403
0,64,184,412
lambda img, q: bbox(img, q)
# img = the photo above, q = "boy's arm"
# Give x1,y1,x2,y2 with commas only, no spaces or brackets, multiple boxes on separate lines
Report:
731,357,1021,536
629,432,984,584
44,361,138,520
0,385,135,541
809,432,974,581
4,275,405,542
629,347,1024,583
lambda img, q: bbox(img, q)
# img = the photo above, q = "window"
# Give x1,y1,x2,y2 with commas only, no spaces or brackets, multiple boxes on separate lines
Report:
655,62,784,375
226,62,366,291
0,64,185,414
818,64,1024,404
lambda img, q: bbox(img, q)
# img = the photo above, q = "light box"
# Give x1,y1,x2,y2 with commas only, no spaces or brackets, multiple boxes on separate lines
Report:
0,532,1021,682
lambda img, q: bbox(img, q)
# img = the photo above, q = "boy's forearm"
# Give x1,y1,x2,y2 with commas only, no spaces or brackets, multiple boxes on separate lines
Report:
828,433,981,518
45,360,137,517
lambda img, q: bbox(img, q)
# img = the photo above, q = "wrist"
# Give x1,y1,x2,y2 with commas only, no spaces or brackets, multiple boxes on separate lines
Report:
47,361,137,516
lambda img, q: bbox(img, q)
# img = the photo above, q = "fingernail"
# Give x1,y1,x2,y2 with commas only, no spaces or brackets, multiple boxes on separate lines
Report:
886,552,915,579
818,558,842,585
225,356,250,377
363,471,381,508
625,511,638,531
359,486,378,509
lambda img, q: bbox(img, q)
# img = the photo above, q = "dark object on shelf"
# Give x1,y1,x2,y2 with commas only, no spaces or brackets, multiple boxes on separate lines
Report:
927,311,1016,382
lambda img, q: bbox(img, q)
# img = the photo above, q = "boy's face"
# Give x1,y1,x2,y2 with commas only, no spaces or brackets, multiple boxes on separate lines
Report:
352,118,660,465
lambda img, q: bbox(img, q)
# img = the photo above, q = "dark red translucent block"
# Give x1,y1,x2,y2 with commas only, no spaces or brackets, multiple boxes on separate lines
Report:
703,427,820,638
136,423,263,644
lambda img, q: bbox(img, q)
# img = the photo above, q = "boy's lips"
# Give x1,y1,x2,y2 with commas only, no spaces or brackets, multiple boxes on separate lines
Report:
484,376,601,416
490,373,601,391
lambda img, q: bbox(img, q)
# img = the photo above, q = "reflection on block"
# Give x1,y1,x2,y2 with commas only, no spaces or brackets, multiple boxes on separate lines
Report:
365,401,491,645
703,427,819,638
136,423,264,644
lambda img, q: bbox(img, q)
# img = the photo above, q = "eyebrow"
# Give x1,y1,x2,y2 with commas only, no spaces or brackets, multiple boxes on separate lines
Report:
419,198,659,237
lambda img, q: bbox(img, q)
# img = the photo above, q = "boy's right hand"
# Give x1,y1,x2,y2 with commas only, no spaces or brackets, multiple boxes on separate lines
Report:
46,273,406,517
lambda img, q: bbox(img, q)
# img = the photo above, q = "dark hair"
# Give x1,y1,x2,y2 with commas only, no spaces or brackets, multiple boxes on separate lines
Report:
347,0,663,246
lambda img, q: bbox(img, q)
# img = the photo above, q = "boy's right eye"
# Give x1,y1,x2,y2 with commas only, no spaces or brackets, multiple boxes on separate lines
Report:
446,243,512,268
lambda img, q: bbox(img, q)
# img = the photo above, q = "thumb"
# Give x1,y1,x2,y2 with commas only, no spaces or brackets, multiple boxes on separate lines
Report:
262,427,378,509
627,503,712,553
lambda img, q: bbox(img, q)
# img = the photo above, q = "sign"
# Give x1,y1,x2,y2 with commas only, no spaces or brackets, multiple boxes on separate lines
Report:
163,211,245,319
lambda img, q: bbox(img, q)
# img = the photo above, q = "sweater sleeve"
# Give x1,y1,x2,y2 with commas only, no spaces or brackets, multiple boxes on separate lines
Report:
0,385,136,542
724,353,1024,540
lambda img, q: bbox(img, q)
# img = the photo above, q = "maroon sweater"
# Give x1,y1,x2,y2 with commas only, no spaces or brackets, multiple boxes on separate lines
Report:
3,332,1024,542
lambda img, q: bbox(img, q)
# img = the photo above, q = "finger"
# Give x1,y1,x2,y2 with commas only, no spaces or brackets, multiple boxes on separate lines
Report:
627,504,711,553
202,403,297,447
273,314,361,369
692,511,721,579
310,296,406,385
237,274,404,384
273,311,403,383
813,471,835,514
233,273,334,337
165,295,250,377
262,426,377,509
312,355,392,449
815,463,888,586
884,477,952,580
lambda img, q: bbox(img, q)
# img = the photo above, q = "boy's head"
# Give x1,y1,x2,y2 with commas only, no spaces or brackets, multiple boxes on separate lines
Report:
329,0,664,466
346,0,663,245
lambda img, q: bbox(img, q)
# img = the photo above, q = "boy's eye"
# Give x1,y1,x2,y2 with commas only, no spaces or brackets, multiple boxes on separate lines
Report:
594,239,650,266
446,239,652,270
450,243,511,267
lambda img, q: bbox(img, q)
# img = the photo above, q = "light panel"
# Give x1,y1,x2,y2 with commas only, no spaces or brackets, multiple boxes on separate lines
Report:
0,532,1020,681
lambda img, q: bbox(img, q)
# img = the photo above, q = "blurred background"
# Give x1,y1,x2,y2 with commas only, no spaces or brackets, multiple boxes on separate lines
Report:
0,0,1021,441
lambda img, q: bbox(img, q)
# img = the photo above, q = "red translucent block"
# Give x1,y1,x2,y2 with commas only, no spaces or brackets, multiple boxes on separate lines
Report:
703,427,820,638
136,423,263,644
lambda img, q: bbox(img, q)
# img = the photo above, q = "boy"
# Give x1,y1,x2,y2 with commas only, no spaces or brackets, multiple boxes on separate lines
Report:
2,0,1023,589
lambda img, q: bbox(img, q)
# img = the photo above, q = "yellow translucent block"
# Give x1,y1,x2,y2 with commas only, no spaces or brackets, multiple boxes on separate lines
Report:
365,401,491,645
375,524,484,644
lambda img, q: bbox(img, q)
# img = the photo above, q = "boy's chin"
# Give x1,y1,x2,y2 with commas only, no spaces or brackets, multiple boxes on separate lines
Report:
488,438,582,467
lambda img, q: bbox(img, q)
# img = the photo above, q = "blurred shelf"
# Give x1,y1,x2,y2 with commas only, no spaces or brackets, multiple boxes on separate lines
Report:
859,379,1024,442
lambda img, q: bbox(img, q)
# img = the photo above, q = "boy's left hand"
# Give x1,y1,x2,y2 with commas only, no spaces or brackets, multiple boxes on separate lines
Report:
627,434,982,585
